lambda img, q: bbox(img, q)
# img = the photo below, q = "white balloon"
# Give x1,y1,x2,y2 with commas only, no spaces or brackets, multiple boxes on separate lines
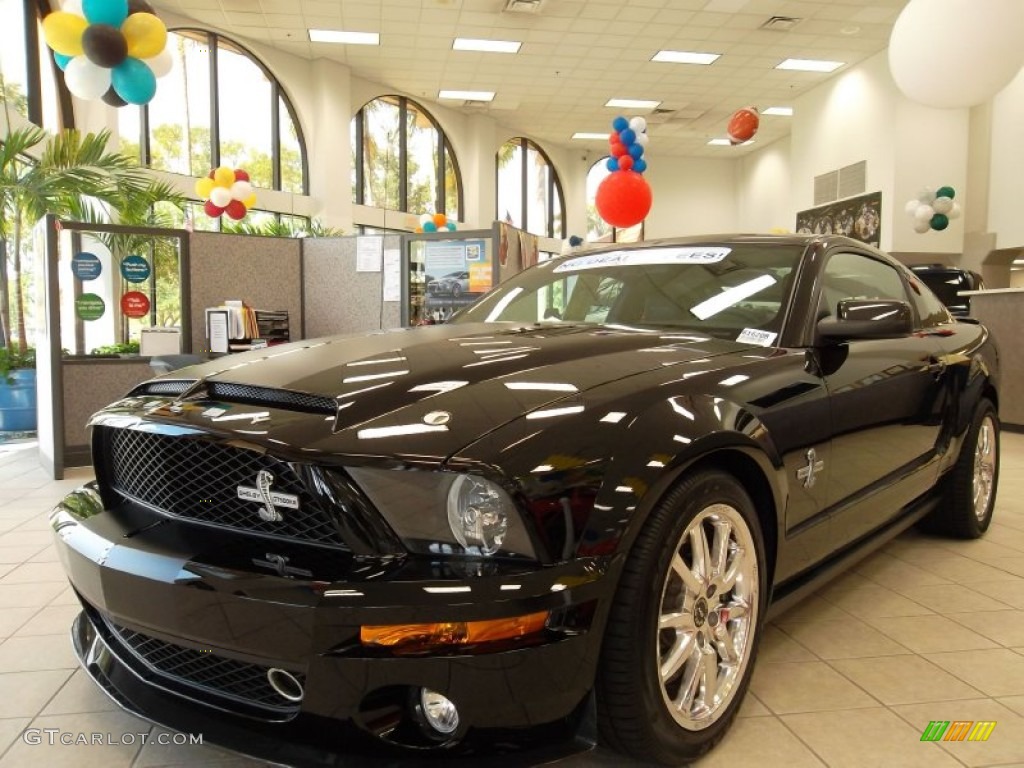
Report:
62,0,82,15
629,116,647,133
905,199,921,216
949,201,962,219
917,187,936,204
210,186,232,207
889,0,1024,108
913,219,932,234
64,56,111,101
144,48,174,79
914,204,935,222
932,196,954,214
419,213,433,224
230,180,253,201
635,132,649,147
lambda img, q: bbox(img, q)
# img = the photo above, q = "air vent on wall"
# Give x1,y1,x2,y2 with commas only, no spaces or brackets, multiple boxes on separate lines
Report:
760,16,802,31
814,161,867,205
814,171,839,206
503,0,544,13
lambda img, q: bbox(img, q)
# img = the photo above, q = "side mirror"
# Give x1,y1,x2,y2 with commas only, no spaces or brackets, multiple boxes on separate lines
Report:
817,299,914,341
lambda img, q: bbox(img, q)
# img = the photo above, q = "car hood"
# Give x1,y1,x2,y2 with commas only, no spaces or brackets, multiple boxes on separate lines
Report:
135,322,760,463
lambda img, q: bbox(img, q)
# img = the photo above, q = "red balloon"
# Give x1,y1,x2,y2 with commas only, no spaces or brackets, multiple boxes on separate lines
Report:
610,142,627,157
727,106,759,144
225,200,248,220
233,169,250,182
595,170,652,229
618,155,634,171
204,199,224,218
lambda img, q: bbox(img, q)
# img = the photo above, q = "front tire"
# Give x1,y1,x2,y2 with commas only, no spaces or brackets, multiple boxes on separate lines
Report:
596,470,767,765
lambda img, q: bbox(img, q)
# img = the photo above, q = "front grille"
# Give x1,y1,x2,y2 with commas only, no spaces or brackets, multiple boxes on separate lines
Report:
207,382,338,415
134,380,196,396
103,616,303,714
100,426,346,547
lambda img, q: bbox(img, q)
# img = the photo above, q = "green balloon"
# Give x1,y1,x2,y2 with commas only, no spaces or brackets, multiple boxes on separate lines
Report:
930,213,950,231
935,185,955,200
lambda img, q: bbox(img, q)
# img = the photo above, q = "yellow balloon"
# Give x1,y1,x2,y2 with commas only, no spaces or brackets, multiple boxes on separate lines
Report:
195,178,215,199
242,194,257,209
213,166,235,187
43,12,88,57
122,12,168,60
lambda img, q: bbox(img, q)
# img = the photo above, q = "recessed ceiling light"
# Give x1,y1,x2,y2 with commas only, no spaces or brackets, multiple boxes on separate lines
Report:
776,58,843,73
605,98,661,110
439,90,495,102
453,38,522,53
572,132,610,140
762,106,794,116
308,29,380,45
652,50,720,65
708,138,755,146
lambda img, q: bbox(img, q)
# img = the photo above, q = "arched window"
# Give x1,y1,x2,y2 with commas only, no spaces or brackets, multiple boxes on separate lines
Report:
496,137,564,239
119,29,307,195
586,157,644,243
0,0,72,130
351,95,462,220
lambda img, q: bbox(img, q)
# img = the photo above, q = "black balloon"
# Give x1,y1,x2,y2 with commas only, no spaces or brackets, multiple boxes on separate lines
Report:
128,0,155,14
82,25,128,69
101,86,127,108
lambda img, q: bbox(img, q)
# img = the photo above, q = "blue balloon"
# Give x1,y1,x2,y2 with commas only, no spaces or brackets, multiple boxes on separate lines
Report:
606,157,619,172
619,128,636,146
445,221,456,231
112,57,156,105
83,0,129,27
422,220,438,232
612,115,628,132
54,52,72,71
628,143,644,159
634,158,647,173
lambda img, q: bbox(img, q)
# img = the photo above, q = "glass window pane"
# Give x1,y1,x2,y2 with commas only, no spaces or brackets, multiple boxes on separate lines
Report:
497,140,522,227
36,19,62,131
0,0,28,119
586,159,613,242
362,97,400,209
350,117,359,202
444,145,459,220
148,32,212,176
552,183,563,239
279,97,304,193
526,145,548,237
406,103,438,215
217,41,272,188
118,107,142,163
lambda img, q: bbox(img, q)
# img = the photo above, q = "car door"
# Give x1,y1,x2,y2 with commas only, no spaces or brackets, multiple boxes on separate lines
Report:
815,250,947,543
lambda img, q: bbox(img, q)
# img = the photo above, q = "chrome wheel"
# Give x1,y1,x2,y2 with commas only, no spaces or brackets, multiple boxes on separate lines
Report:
973,415,997,522
657,503,759,731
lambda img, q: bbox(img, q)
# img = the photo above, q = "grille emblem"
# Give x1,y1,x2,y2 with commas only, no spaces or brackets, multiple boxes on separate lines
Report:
237,470,300,522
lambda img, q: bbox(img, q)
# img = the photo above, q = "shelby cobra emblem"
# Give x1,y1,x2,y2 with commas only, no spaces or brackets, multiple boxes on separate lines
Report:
236,470,300,522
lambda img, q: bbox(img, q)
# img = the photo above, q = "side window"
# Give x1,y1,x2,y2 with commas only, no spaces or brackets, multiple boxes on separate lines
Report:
819,251,907,319
905,273,953,328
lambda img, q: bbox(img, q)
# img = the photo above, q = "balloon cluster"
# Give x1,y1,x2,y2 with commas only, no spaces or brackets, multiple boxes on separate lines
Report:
195,167,257,221
44,0,170,107
727,106,759,144
904,185,962,233
596,116,653,229
415,213,457,233
605,115,649,173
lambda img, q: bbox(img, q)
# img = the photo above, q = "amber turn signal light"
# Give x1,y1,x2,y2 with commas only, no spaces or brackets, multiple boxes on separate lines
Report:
361,610,549,652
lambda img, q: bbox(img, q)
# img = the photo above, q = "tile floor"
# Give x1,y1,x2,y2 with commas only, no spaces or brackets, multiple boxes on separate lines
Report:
0,434,1022,767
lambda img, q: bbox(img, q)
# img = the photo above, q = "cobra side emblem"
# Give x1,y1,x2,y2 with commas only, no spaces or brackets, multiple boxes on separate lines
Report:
237,470,300,522
797,448,825,489
424,410,451,426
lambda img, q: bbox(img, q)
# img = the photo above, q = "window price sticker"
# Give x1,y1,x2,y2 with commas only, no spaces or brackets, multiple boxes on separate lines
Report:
736,328,777,346
555,247,731,273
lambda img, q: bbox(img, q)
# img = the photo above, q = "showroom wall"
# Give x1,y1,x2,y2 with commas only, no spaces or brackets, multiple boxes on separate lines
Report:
987,67,1024,250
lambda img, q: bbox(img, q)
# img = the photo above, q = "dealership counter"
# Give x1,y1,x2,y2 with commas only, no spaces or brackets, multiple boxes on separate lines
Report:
964,288,1024,428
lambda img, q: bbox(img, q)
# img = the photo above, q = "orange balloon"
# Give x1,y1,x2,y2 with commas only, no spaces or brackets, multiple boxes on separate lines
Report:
727,106,759,145
432,213,447,227
596,170,652,229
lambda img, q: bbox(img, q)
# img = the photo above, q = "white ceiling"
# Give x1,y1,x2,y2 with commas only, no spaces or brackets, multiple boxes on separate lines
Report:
151,0,910,158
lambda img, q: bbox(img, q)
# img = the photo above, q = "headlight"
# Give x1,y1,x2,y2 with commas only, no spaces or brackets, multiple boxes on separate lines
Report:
447,475,509,555
345,467,537,559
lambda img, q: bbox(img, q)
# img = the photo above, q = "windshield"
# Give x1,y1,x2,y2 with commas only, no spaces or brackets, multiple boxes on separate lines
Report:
452,243,804,340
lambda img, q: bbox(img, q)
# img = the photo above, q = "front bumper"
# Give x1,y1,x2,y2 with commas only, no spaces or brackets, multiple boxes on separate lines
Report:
52,485,611,764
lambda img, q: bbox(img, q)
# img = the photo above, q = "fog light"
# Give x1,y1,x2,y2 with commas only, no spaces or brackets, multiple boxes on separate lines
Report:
447,474,510,555
420,688,459,735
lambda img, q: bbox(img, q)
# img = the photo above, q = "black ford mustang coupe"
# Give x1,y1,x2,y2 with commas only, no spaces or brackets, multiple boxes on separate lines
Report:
51,235,1000,766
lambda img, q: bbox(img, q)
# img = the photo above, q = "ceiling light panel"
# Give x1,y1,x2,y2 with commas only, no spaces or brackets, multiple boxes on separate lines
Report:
652,50,721,65
762,106,794,116
776,58,844,73
605,98,661,110
308,29,380,45
453,38,522,53
439,90,495,101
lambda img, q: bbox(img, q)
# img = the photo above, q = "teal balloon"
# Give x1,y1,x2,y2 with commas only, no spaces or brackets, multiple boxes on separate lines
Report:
111,57,156,105
54,52,72,71
935,185,956,200
422,221,438,232
930,213,950,231
83,0,129,27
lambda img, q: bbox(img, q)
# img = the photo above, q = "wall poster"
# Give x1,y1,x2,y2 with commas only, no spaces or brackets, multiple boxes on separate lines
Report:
796,191,882,248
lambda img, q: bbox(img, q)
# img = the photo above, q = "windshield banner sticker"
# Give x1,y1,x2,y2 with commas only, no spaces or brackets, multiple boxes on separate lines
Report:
737,328,777,346
554,247,731,273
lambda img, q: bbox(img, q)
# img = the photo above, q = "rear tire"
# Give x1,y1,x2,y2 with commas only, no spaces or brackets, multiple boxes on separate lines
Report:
596,470,767,765
925,398,999,539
